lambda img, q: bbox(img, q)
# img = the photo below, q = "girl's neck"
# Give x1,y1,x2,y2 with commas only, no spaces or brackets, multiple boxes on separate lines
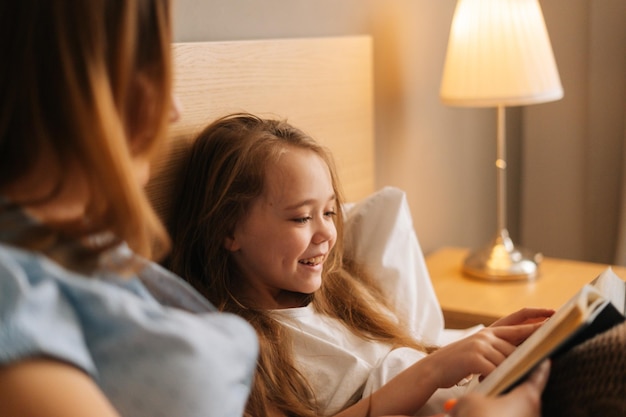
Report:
240,286,311,310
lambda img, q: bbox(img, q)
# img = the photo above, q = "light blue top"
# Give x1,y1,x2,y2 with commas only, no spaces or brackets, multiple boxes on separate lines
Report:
0,206,258,417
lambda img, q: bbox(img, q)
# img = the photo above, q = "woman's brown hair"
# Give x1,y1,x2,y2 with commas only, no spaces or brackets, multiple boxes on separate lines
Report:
167,113,432,416
0,0,173,260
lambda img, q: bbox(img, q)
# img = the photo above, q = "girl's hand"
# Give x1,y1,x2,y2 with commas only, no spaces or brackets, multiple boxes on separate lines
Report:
425,322,542,388
490,308,554,327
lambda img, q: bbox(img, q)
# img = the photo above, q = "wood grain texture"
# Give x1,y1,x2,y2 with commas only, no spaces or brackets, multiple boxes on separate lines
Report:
146,36,375,224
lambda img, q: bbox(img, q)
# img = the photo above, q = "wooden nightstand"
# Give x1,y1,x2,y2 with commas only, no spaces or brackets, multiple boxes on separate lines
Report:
426,247,626,329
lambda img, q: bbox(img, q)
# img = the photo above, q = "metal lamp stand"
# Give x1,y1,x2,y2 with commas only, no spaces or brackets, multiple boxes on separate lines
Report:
462,105,542,281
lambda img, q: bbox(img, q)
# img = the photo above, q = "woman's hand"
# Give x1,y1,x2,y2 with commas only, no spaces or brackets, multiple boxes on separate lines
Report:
447,360,551,417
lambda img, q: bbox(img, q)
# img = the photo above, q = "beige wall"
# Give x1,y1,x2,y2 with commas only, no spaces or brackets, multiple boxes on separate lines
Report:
173,0,626,262
522,0,626,263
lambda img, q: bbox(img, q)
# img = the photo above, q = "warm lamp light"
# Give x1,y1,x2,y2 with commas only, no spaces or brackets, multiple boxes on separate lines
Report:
440,0,563,281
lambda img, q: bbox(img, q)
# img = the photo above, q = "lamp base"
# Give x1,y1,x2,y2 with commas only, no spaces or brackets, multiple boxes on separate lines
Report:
462,231,542,281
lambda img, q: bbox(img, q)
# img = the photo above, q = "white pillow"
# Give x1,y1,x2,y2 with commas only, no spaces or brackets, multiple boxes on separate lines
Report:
343,186,444,345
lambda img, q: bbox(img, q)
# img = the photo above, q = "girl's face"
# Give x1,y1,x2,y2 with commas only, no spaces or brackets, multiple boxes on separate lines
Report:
225,147,337,309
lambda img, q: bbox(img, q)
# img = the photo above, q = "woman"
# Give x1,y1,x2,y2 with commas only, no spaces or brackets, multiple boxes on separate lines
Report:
0,2,257,416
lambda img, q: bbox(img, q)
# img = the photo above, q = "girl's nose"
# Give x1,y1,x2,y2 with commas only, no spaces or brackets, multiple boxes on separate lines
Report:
313,218,337,245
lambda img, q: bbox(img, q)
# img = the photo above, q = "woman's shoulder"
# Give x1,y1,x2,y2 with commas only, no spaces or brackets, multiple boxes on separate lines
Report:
0,242,100,374
0,241,69,290
0,242,259,417
0,240,258,356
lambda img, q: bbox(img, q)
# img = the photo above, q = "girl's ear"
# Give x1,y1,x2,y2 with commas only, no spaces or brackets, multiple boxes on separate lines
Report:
223,235,240,252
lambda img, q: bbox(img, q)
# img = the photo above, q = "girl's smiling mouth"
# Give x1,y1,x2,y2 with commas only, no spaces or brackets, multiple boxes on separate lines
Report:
298,255,324,266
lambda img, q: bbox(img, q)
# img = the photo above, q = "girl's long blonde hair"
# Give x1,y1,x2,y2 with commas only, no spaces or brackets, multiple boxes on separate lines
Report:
167,113,433,417
0,0,173,261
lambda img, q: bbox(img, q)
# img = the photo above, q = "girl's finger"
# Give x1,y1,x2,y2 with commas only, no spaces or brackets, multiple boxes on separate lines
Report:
491,322,543,345
491,308,554,327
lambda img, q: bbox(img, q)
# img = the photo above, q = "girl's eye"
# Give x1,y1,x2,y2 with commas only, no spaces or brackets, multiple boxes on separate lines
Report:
293,216,312,224
324,210,337,218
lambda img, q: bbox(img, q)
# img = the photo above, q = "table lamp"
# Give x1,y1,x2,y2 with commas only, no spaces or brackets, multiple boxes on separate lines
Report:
439,0,563,281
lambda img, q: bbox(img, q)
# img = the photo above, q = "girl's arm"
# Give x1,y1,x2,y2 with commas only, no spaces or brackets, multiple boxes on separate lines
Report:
0,358,122,417
335,321,543,417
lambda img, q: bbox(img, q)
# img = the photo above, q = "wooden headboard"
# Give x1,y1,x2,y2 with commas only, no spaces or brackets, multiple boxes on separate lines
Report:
146,36,375,224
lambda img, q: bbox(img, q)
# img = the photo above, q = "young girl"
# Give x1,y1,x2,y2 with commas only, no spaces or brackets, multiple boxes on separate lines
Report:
166,113,553,417
0,2,257,417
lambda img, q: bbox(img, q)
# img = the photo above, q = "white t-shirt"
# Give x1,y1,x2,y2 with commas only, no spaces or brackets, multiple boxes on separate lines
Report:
271,305,466,416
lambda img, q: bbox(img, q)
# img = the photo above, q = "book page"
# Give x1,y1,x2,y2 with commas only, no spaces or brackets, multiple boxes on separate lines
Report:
591,267,625,315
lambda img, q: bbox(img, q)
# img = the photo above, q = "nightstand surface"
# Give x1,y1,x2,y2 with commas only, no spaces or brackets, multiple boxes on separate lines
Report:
426,247,626,329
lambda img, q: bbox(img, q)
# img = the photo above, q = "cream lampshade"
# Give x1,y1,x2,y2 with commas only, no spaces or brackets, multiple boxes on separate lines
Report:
440,0,563,280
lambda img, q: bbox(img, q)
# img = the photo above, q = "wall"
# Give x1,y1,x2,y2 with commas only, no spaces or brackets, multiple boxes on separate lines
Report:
522,0,626,263
173,0,625,262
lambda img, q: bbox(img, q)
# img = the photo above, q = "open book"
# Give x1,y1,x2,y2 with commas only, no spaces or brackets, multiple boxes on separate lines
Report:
471,267,626,396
